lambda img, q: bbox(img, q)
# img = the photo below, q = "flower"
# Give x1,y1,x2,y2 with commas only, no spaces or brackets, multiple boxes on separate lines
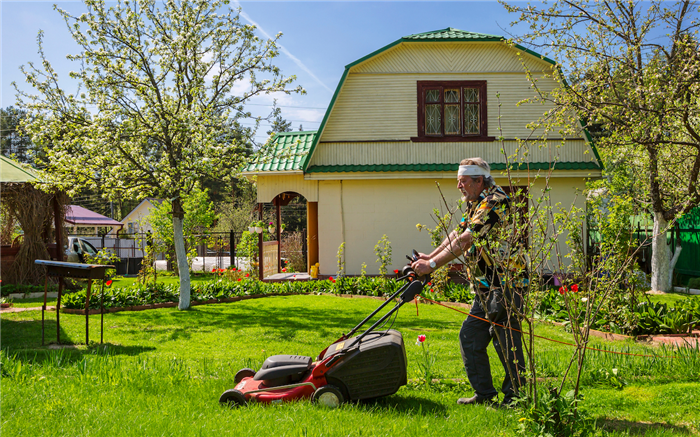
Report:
418,334,426,343
212,267,216,273
282,267,287,272
427,282,432,286
237,278,241,282
559,286,567,295
245,273,250,277
571,284,579,292
105,280,113,287
581,297,588,303
394,269,399,274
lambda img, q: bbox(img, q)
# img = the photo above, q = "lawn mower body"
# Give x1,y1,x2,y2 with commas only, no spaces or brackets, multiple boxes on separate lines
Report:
220,264,424,407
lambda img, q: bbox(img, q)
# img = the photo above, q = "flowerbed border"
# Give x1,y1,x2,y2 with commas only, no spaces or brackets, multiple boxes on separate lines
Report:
61,293,304,315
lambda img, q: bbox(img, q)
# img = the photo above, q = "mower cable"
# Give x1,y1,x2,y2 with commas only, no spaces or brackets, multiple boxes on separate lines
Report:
418,295,680,360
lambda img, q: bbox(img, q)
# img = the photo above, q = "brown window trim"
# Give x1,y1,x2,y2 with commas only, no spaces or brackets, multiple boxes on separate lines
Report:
411,80,494,142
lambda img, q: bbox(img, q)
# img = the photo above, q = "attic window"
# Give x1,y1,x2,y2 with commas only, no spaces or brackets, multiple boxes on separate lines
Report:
413,81,493,142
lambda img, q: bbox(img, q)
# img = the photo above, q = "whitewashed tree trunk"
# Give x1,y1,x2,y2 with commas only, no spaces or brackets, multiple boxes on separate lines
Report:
173,214,191,310
650,212,672,292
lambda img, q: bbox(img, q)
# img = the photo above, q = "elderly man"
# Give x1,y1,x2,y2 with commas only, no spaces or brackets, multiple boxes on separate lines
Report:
412,157,526,407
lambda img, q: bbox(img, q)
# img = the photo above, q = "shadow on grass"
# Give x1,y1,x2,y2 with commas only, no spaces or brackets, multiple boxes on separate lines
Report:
599,418,695,435
356,393,448,416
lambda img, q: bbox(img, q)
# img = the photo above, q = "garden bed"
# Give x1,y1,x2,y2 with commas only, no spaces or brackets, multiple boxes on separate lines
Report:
60,293,302,314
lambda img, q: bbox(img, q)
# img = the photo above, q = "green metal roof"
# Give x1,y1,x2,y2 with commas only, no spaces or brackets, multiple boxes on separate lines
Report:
403,27,502,41
301,28,570,173
244,131,317,173
306,161,602,174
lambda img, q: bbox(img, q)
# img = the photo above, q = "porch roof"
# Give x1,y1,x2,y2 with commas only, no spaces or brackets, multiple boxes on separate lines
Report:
243,131,317,174
66,205,123,227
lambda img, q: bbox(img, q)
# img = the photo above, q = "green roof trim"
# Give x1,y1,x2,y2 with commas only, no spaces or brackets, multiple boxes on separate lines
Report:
301,28,560,172
579,120,605,170
244,131,317,173
306,162,602,174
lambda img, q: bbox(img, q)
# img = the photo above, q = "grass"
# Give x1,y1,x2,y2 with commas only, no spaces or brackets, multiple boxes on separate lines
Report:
2,294,699,436
646,291,700,306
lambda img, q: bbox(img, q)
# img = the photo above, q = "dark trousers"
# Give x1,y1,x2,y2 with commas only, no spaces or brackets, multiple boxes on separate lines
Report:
459,288,526,402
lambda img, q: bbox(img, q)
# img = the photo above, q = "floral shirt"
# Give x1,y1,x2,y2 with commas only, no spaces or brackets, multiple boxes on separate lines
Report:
460,185,527,290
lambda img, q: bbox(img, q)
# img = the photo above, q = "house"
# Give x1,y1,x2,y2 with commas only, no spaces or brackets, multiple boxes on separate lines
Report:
120,198,163,235
243,28,603,276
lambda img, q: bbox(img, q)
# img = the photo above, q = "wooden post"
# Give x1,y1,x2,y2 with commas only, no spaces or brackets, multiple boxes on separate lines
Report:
85,279,92,345
42,277,48,346
276,196,281,273
56,279,63,344
258,203,263,281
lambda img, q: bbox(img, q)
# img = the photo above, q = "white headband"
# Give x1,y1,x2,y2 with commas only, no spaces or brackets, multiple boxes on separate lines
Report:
458,165,490,178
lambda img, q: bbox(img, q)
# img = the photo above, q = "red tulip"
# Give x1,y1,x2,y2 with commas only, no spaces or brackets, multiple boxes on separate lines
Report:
245,273,250,277
571,284,579,292
417,335,426,343
559,286,567,295
105,280,113,287
211,267,216,273
394,269,399,274
237,278,241,282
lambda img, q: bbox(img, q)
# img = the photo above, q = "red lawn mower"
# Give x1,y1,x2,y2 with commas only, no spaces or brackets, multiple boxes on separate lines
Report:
219,257,426,408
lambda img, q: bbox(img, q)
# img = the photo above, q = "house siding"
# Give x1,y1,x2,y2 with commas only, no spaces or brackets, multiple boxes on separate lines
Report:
316,175,588,276
309,139,595,167
319,72,564,143
256,174,319,203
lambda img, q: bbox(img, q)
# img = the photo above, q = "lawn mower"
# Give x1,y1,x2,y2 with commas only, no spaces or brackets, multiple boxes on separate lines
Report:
219,254,426,408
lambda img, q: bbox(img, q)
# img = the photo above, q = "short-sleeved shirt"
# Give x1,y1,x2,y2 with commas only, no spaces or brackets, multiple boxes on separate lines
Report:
459,185,526,290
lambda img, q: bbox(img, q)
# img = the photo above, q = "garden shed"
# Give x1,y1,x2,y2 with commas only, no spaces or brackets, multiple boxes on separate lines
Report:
244,28,603,276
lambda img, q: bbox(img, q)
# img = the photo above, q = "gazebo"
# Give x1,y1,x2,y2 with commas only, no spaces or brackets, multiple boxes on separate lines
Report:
0,155,66,285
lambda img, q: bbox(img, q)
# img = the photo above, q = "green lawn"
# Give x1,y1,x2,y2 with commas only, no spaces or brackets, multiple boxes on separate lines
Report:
647,290,700,306
2,294,698,436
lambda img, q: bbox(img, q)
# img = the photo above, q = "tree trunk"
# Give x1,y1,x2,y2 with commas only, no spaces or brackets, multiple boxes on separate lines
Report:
650,212,672,292
172,198,191,310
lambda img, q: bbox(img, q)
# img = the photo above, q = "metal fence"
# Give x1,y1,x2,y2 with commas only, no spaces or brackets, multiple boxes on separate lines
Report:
83,230,307,275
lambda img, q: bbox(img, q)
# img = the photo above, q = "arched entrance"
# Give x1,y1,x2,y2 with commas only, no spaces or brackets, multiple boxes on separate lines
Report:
257,191,318,279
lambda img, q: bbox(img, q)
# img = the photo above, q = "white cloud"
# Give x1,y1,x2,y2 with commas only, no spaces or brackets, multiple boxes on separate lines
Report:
232,1,333,94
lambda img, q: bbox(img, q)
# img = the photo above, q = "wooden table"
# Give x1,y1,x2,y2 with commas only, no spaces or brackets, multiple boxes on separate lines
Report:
35,260,114,345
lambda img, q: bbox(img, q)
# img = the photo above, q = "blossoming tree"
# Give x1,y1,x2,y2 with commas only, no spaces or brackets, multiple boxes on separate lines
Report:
15,0,303,309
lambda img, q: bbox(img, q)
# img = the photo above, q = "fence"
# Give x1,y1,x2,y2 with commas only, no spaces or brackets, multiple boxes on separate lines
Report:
587,217,700,284
84,230,307,276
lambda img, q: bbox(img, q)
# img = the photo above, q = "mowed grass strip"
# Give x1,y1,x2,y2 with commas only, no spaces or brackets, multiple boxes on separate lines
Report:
2,294,699,436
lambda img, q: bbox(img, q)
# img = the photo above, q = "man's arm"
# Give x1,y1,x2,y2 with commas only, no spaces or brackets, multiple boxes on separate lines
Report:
412,230,472,276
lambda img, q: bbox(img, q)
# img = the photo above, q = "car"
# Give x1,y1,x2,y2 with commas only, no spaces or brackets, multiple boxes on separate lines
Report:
66,237,99,263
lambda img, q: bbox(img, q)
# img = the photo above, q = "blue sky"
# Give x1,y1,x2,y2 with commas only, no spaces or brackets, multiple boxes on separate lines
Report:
1,0,531,144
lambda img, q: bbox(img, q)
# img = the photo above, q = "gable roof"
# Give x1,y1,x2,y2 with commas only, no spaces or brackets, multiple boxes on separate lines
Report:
300,28,566,173
121,198,164,223
243,131,317,174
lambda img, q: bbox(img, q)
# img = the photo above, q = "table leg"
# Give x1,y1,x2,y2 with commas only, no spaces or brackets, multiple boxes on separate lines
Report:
42,277,48,346
100,281,104,344
56,279,63,344
85,279,92,345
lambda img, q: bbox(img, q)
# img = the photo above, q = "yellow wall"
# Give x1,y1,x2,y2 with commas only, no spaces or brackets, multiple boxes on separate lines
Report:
256,174,319,203
315,174,589,276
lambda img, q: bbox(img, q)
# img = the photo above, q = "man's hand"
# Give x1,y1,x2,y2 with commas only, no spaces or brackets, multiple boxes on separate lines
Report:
415,252,431,261
411,259,433,277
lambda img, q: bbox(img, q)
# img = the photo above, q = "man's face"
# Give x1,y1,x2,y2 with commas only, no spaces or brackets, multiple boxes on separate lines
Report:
457,176,484,201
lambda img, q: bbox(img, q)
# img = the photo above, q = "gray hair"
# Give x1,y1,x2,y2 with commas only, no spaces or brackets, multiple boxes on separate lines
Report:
460,157,495,188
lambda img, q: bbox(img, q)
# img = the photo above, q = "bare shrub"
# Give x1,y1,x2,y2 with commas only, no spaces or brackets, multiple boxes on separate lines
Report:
281,231,306,272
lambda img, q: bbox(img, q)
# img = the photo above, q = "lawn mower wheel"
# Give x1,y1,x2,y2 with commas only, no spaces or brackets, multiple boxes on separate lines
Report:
234,368,256,383
219,389,247,407
312,385,344,408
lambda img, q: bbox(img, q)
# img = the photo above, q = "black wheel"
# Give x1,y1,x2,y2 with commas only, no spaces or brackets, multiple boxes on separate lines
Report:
234,368,256,384
312,385,344,408
219,389,247,407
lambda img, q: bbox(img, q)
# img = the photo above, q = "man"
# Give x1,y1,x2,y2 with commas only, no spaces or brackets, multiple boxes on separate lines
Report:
412,157,526,407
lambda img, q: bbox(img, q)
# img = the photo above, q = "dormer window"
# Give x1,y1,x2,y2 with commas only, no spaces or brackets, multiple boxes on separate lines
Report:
413,81,493,142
